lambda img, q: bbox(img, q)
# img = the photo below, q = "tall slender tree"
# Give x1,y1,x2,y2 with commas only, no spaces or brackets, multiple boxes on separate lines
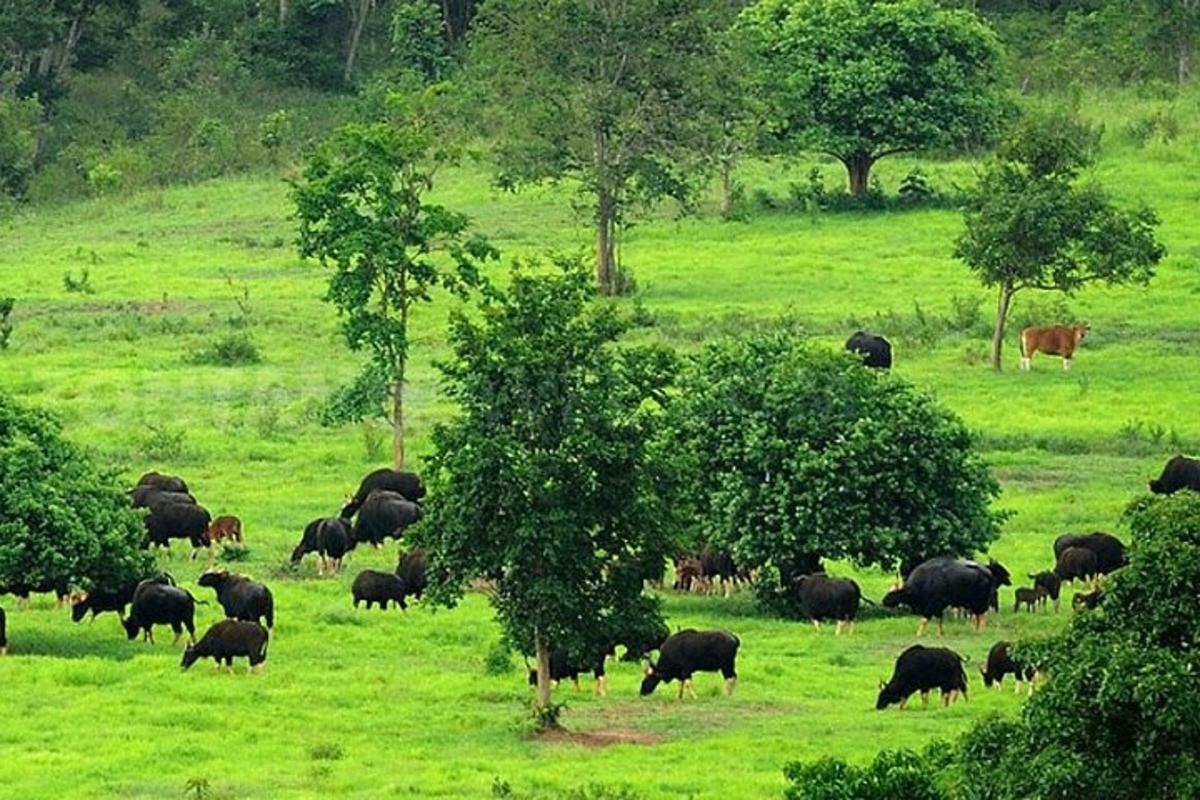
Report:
466,0,728,294
291,94,497,469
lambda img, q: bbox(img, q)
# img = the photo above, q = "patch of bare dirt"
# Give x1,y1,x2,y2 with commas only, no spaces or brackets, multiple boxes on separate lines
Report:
531,727,663,749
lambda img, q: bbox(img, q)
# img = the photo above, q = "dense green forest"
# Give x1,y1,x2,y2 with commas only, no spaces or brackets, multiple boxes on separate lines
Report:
1,0,1197,211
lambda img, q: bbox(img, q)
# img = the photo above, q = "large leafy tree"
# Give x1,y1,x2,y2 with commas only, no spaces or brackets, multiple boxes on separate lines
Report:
661,326,1004,616
738,0,1006,196
291,93,498,469
418,257,671,718
955,110,1165,371
0,393,152,605
466,0,728,294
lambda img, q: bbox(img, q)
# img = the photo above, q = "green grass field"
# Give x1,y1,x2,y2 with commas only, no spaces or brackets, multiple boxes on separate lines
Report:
1,90,1198,799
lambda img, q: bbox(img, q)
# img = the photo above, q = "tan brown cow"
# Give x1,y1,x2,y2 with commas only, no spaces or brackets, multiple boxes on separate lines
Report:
1020,324,1089,371
206,515,243,544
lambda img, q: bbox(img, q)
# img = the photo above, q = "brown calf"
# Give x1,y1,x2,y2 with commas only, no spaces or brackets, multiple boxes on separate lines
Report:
1020,324,1089,371
207,515,243,544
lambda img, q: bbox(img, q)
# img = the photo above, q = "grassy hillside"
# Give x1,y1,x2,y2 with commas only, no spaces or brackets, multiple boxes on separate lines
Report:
0,92,1197,799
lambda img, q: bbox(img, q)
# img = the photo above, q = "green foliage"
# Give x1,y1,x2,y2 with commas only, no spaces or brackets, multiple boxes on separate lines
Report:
0,90,42,201
62,268,96,295
188,332,262,366
739,0,1007,194
483,640,514,676
291,100,498,461
784,749,948,800
0,392,153,597
137,423,188,461
418,257,670,709
660,325,1004,614
258,110,293,156
218,543,252,562
390,1,451,83
956,107,1165,368
0,297,12,350
467,0,727,292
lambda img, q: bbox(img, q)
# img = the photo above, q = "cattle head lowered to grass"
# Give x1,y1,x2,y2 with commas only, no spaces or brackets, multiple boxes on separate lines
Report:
640,629,740,699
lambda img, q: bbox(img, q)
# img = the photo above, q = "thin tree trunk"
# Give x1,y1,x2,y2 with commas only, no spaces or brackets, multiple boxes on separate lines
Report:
534,636,553,721
991,280,1015,372
280,0,291,25
846,152,874,197
719,157,734,218
1179,41,1192,85
441,0,455,43
393,293,408,471
56,14,84,82
343,0,371,84
594,129,615,294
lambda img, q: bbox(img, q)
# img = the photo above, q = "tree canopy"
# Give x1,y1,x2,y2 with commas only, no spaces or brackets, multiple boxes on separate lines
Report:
417,257,672,717
291,95,498,469
955,109,1165,370
0,392,152,600
660,326,1005,615
465,0,728,293
738,0,1008,196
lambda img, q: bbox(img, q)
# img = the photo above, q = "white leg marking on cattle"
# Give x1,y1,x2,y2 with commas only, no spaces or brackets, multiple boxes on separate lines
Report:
1020,356,1031,371
687,679,698,700
835,620,845,636
596,676,608,697
812,620,820,632
1063,357,1071,371
917,618,929,637
724,677,737,696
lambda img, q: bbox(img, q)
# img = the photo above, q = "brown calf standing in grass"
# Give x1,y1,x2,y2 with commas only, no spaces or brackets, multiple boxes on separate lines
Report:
207,515,243,544
1013,586,1046,613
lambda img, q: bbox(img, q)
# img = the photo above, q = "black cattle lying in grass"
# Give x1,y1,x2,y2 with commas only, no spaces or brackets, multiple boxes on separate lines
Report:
198,571,274,631
796,573,863,633
182,620,269,672
135,471,190,495
145,501,211,558
341,469,426,519
876,645,967,710
292,517,354,574
845,331,892,369
883,557,994,635
351,490,423,548
981,640,1035,694
640,629,740,699
1053,531,1126,575
1,606,6,655
122,580,197,644
1029,571,1062,611
1149,454,1200,495
71,573,176,623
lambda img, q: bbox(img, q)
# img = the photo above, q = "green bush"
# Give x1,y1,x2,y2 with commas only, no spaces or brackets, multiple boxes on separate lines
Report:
188,333,262,367
660,325,1005,615
785,750,948,800
0,93,42,201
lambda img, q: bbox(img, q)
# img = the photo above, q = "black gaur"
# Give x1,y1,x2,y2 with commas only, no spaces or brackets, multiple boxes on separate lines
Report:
796,573,864,633
640,629,740,699
883,557,994,635
122,580,197,645
182,620,269,673
292,517,354,574
197,570,274,631
351,490,423,548
341,469,426,519
981,640,1035,694
876,645,967,710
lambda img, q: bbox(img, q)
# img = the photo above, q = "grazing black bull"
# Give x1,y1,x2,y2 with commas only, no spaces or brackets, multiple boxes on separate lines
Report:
292,517,354,574
122,580,197,644
1055,546,1099,584
1029,571,1063,611
796,574,863,633
883,557,994,635
198,571,274,631
341,469,426,519
528,648,611,696
135,471,190,494
981,640,1035,694
845,331,892,369
145,501,211,557
1052,532,1126,575
640,629,740,699
1149,454,1200,495
71,574,176,623
1,606,6,655
876,645,967,709
351,490,423,548
352,570,415,610
182,620,269,672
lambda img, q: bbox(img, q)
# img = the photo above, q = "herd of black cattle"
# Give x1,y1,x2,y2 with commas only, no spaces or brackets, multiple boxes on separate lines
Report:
1,453,1199,708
